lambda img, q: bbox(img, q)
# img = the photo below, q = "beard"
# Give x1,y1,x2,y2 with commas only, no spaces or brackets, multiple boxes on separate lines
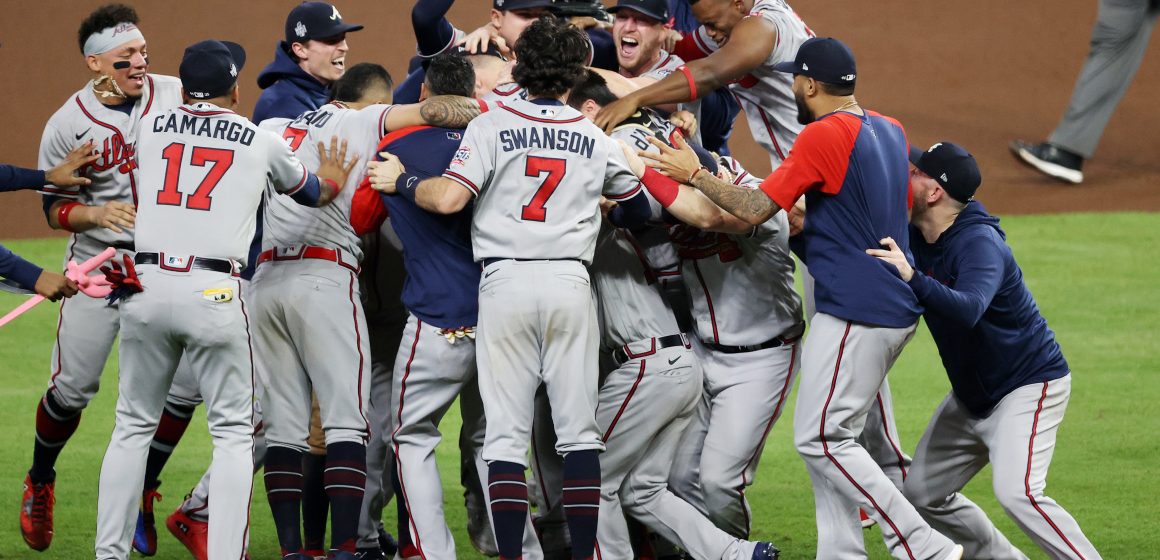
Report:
795,92,815,125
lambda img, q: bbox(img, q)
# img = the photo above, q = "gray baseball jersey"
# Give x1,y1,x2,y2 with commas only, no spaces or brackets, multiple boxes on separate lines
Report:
671,157,802,346
696,0,813,166
38,74,183,262
590,223,681,351
442,99,642,263
259,102,395,261
135,103,311,263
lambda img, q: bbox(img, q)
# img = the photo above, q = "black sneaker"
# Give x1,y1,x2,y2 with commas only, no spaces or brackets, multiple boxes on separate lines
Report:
1009,140,1084,184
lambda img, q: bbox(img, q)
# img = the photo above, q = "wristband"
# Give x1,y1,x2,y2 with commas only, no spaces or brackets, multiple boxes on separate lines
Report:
677,65,697,102
57,201,82,232
642,167,679,208
688,166,706,184
323,178,340,193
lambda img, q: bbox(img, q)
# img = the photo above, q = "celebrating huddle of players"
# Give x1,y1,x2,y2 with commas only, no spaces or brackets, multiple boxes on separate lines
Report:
15,1,1103,560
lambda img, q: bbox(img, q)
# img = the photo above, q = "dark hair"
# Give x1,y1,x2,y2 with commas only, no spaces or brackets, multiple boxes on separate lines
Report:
78,4,139,54
330,63,394,103
818,81,856,97
512,16,589,98
566,70,617,110
424,53,476,98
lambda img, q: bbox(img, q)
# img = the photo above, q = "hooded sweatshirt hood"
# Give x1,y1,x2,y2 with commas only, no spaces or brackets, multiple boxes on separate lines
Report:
252,42,330,124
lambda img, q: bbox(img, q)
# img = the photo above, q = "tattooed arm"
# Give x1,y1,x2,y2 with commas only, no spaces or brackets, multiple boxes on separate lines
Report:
382,95,485,133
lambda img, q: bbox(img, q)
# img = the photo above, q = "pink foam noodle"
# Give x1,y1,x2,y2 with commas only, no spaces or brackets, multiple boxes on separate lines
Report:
0,247,117,328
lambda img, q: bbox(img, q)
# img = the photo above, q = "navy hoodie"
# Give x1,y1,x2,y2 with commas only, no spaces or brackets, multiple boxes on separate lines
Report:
253,42,330,125
907,202,1069,417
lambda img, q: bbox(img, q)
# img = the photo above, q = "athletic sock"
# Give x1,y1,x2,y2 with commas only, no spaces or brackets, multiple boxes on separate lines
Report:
264,445,305,554
143,401,196,489
30,390,81,484
562,450,601,560
324,441,367,552
391,460,416,554
302,451,329,552
488,461,529,560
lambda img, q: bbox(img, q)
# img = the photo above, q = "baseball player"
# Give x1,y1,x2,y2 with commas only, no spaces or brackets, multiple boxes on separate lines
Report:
370,17,654,560
871,141,1101,559
641,38,965,560
595,0,813,171
93,39,353,560
253,59,488,558
20,5,184,552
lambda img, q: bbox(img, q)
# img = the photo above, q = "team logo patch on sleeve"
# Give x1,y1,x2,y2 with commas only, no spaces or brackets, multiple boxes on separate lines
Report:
451,146,471,167
446,131,462,141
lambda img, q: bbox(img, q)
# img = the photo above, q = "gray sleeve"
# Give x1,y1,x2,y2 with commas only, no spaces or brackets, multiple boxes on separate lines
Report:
602,135,643,202
442,119,493,196
265,130,311,195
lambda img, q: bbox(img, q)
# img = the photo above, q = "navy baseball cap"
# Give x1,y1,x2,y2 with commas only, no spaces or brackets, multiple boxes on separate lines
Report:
773,37,857,85
285,2,364,44
909,141,982,203
608,0,670,22
454,41,509,61
180,40,246,100
493,0,556,11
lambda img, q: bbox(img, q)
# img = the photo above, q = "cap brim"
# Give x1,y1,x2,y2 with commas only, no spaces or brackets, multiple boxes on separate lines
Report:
772,61,797,74
606,5,668,22
908,145,924,167
221,41,247,73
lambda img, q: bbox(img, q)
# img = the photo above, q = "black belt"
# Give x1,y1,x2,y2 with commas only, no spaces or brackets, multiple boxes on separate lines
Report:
481,257,582,267
702,330,803,354
612,334,689,366
135,252,236,274
111,240,135,251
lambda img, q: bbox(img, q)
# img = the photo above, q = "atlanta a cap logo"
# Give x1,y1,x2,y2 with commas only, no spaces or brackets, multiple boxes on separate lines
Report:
330,5,341,20
230,63,238,77
295,21,307,38
801,63,809,71
940,172,949,182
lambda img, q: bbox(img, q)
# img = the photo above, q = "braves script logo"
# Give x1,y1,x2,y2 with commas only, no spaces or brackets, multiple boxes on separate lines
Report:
451,146,471,167
86,133,137,175
111,23,138,37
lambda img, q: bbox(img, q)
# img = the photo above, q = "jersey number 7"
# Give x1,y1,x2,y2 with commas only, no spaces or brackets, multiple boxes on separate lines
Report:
156,142,235,211
521,156,566,222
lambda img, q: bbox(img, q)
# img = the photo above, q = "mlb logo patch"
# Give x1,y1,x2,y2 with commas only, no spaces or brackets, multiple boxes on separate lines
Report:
445,131,462,141
451,146,471,167
165,255,188,267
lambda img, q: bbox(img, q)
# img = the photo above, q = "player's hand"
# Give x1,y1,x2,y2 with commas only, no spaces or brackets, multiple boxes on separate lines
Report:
93,201,136,233
616,140,646,178
570,16,611,32
866,237,914,281
788,197,806,236
669,110,698,140
34,270,79,301
595,95,641,133
598,196,617,218
640,133,701,184
661,28,682,53
45,141,99,187
460,25,510,58
367,152,406,194
316,136,359,191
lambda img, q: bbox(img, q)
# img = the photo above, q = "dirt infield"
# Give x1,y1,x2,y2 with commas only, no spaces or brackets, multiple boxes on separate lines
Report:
1,0,1156,239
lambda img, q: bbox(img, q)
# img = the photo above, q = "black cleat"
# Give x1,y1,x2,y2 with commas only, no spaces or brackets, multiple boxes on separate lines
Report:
1009,140,1084,184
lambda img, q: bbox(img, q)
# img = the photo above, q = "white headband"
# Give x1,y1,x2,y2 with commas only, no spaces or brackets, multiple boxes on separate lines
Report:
83,23,145,57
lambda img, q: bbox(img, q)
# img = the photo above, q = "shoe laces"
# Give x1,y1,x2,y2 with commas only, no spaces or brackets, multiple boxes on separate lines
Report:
29,484,54,524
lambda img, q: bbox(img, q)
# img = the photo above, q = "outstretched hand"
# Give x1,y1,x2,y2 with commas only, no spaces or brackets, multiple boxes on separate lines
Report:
315,136,359,191
367,152,406,194
46,141,99,187
594,95,641,133
638,133,701,184
866,237,913,281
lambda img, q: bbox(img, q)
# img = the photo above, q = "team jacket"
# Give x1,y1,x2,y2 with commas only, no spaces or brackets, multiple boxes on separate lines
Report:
253,43,331,125
908,202,1069,417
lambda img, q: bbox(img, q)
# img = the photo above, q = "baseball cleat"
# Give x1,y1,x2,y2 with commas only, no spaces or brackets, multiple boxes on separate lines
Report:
20,474,55,551
377,528,399,556
328,551,361,560
859,507,877,528
166,507,209,560
751,541,781,559
1009,140,1084,184
355,548,386,559
133,485,163,555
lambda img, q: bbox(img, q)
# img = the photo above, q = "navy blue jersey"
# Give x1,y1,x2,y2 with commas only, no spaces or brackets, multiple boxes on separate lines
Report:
378,125,479,328
908,202,1069,417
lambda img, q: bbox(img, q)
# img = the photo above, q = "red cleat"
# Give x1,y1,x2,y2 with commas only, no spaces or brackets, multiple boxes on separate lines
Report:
167,507,209,560
20,474,55,551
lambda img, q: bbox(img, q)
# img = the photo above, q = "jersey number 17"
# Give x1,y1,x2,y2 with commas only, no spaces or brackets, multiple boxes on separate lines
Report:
155,142,234,211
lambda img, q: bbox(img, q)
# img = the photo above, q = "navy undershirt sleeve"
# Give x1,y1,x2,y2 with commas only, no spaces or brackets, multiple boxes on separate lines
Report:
412,0,457,57
290,173,323,207
608,191,652,229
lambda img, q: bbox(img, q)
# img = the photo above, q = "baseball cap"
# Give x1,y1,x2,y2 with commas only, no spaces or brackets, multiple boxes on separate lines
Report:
180,40,247,100
909,141,982,203
607,0,670,22
454,41,509,61
285,2,364,44
493,0,555,11
773,37,856,85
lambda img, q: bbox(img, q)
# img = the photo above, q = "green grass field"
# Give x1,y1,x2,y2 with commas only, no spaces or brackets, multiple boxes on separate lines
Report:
1,212,1157,559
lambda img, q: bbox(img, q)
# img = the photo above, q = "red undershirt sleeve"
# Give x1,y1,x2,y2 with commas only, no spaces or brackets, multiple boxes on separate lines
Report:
758,114,859,209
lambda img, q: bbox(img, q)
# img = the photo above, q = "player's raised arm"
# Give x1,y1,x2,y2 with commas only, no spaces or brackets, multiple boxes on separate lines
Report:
595,14,777,131
639,134,780,226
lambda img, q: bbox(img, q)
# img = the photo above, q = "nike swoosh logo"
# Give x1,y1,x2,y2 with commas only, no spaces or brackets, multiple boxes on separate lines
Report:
668,356,681,365
484,269,498,278
75,128,91,140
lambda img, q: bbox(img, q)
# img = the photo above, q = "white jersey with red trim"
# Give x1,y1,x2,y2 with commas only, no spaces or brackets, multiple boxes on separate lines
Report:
443,98,641,264
482,82,528,104
590,222,680,351
672,156,802,346
259,102,393,262
37,74,183,261
134,103,312,263
700,0,813,167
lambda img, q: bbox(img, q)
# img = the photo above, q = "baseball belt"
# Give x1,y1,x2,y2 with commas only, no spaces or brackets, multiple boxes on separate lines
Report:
701,322,805,354
481,257,583,267
256,245,359,273
611,333,691,367
134,252,236,275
